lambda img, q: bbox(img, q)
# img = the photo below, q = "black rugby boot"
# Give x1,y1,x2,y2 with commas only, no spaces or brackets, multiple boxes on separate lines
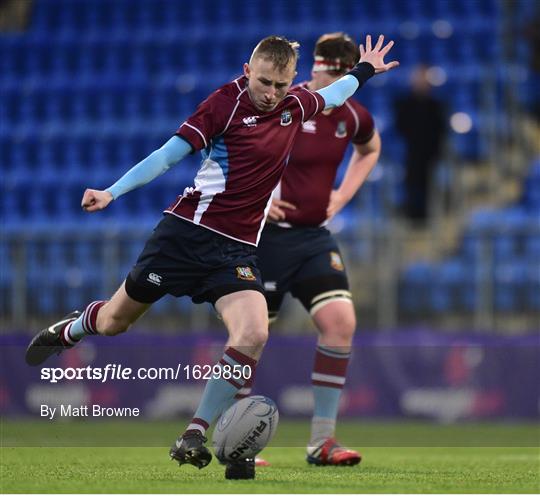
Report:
25,311,82,366
169,430,212,469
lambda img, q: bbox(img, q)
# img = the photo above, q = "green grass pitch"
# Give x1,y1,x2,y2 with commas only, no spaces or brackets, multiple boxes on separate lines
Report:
1,420,539,493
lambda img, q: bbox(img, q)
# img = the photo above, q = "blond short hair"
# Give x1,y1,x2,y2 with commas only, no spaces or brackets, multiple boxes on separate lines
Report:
250,35,300,71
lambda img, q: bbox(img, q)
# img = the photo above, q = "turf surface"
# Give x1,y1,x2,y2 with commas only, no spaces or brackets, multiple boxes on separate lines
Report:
1,420,539,493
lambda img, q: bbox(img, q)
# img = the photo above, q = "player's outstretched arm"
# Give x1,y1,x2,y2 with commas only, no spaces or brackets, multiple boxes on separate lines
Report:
317,34,399,110
81,136,192,212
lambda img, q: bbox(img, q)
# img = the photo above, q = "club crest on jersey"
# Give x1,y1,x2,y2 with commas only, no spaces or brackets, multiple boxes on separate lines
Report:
302,120,317,133
242,115,258,127
280,109,292,126
236,266,256,281
335,121,347,138
329,252,344,271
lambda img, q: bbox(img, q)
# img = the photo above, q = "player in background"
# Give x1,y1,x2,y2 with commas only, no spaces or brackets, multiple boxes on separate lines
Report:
25,34,398,474
254,33,381,466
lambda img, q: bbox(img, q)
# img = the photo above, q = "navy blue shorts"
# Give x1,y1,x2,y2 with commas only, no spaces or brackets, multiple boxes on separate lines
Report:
257,223,350,319
126,214,264,305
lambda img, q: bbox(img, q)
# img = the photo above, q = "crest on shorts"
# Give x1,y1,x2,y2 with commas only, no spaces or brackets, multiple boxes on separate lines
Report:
335,121,347,138
329,251,344,271
236,266,256,281
280,109,292,126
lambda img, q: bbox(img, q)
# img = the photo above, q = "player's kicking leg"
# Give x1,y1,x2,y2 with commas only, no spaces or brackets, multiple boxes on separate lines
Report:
169,289,268,473
25,282,150,366
306,298,361,466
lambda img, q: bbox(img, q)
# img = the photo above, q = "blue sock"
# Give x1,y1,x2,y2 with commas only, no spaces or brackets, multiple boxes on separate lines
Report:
219,369,256,414
186,347,257,435
65,315,86,341
61,301,105,346
313,385,342,419
310,388,341,446
310,345,351,444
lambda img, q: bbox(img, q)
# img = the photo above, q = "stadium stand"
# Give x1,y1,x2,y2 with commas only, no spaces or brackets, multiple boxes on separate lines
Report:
1,0,538,331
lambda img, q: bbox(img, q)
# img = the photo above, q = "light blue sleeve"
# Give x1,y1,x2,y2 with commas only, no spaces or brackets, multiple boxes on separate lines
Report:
105,136,192,200
316,75,360,110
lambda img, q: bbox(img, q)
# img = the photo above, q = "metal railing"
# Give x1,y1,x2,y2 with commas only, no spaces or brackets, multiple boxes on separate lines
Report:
2,220,538,334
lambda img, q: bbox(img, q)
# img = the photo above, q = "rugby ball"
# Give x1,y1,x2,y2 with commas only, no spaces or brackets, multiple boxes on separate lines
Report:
212,395,279,462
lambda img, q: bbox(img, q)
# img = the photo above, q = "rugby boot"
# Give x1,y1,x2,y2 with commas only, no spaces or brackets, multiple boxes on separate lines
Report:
170,430,212,469
25,311,82,366
306,437,362,466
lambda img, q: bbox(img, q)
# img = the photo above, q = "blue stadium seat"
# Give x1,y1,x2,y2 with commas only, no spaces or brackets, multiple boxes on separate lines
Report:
400,261,434,314
430,258,475,312
494,260,528,312
523,159,540,211
526,264,540,311
524,235,540,262
467,208,499,232
0,242,11,315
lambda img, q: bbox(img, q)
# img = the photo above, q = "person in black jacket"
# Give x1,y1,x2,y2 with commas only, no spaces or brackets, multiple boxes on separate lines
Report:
394,64,447,224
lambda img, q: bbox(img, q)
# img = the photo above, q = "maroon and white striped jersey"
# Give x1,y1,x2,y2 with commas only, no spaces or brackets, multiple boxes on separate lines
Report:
164,76,325,246
273,83,375,227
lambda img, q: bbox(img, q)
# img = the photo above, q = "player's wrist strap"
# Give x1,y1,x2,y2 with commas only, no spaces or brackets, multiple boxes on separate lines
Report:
346,62,375,87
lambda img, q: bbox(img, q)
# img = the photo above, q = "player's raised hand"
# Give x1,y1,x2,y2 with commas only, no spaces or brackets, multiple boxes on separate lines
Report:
268,198,297,222
81,189,113,212
359,34,399,74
